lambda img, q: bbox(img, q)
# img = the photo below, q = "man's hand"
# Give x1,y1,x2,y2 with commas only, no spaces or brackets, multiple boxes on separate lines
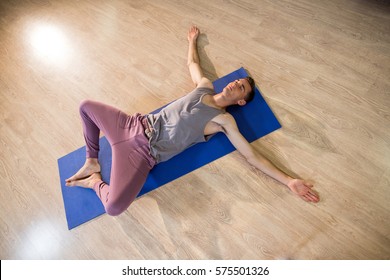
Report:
187,25,199,43
287,179,320,203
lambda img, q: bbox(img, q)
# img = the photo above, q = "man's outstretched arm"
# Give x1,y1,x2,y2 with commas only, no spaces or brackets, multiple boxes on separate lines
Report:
187,25,213,88
215,113,320,203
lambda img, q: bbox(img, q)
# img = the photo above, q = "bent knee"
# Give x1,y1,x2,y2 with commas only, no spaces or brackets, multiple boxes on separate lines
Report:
79,99,94,113
105,202,130,216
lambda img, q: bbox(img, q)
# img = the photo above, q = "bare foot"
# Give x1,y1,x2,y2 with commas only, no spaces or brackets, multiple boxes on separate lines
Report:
66,172,102,189
66,158,101,184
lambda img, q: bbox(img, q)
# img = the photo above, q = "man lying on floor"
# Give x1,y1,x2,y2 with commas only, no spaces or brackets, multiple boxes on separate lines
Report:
65,25,320,216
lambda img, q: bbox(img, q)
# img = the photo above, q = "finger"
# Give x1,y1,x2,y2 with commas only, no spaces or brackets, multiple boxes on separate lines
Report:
310,192,320,202
304,182,314,188
308,189,318,197
301,194,310,202
306,191,319,202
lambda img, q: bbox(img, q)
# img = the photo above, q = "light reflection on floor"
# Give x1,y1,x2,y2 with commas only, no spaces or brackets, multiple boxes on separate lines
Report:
29,23,72,66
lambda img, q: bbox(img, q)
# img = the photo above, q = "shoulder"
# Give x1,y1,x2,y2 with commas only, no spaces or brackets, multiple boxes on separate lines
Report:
205,112,237,136
212,112,237,128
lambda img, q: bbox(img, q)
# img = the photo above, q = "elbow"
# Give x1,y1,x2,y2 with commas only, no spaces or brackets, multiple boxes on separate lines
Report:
246,150,265,169
189,77,198,87
246,153,257,167
187,60,196,68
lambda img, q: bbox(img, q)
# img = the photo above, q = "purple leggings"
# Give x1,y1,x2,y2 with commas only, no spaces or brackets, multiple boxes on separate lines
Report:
79,100,156,216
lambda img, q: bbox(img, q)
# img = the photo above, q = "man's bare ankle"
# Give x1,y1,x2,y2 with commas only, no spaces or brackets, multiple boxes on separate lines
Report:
86,158,99,164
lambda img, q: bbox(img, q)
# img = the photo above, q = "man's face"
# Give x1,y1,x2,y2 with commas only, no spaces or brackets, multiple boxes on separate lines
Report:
223,78,251,105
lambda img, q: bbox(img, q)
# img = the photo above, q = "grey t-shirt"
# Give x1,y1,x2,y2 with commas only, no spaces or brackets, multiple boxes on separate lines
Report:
147,87,224,163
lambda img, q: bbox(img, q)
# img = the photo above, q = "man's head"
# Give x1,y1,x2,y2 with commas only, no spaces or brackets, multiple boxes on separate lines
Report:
222,76,255,106
244,76,255,103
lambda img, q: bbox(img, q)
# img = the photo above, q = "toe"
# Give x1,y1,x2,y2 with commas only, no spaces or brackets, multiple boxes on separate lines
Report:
65,180,75,187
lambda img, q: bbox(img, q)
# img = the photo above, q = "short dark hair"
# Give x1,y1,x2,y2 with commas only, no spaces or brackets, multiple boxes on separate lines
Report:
244,76,255,103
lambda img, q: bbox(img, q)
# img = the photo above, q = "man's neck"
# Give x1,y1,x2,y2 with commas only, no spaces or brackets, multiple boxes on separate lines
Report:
201,94,225,110
212,92,231,109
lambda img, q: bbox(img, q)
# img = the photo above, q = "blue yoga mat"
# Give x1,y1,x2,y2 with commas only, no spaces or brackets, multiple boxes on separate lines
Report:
57,67,281,229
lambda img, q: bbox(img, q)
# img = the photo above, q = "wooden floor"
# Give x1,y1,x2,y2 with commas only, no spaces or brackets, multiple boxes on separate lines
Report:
0,0,389,260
